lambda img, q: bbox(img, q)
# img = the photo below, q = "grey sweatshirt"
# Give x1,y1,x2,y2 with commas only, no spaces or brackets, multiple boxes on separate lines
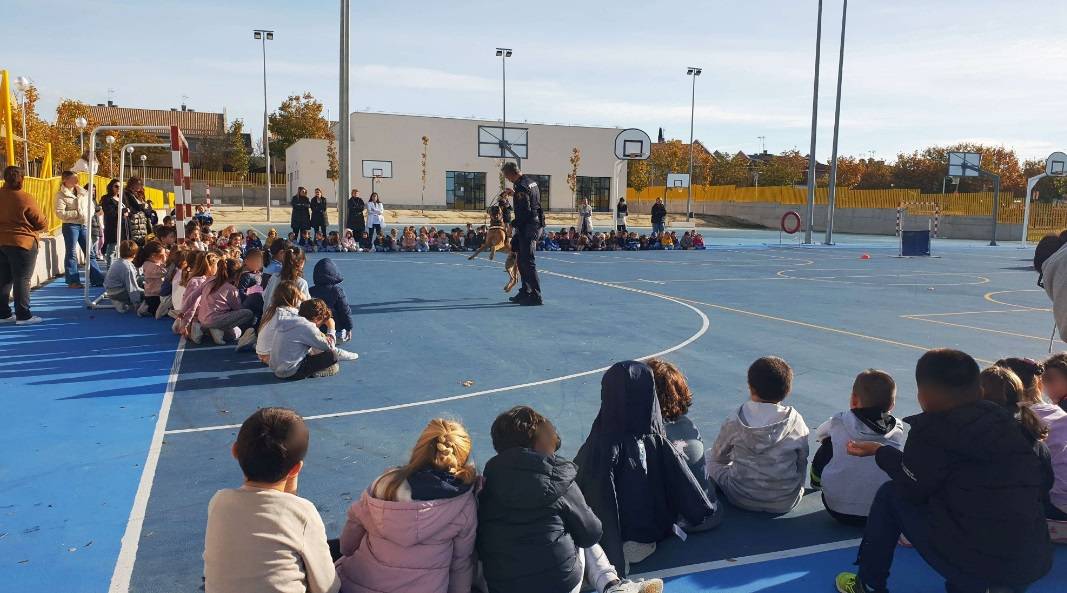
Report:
104,258,142,302
1042,244,1067,341
268,310,332,378
707,403,810,513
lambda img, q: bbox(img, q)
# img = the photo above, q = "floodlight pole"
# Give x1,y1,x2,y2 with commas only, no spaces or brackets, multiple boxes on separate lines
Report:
686,67,701,222
255,29,274,222
804,0,824,244
824,0,847,245
495,48,516,168
338,0,350,233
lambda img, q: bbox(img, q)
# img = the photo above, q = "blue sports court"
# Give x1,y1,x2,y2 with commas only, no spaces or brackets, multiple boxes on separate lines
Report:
4,231,1066,593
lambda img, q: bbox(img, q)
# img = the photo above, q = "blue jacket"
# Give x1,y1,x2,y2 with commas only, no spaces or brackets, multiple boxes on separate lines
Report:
309,258,353,333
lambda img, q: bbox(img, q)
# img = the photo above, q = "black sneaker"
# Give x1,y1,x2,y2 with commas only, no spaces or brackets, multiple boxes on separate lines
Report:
509,293,530,304
520,294,543,306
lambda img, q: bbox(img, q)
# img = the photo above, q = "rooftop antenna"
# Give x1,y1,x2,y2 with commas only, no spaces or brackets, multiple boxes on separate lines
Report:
181,94,190,110
757,135,766,153
107,88,116,105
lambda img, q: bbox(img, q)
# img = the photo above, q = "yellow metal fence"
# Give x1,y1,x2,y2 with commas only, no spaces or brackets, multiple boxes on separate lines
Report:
18,175,175,234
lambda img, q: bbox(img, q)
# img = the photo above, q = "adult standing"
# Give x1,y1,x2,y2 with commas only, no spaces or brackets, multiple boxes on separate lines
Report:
578,198,593,235
367,192,385,245
616,196,628,232
310,188,328,237
346,189,366,236
0,166,47,324
100,178,124,263
651,197,667,236
290,186,312,236
54,171,104,288
123,177,150,246
503,162,544,306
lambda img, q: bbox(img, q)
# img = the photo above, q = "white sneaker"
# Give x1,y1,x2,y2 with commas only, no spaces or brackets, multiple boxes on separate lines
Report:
112,300,129,313
312,363,340,378
0,316,15,324
209,328,226,345
605,579,664,593
335,348,359,362
236,328,257,352
15,316,43,326
189,322,204,344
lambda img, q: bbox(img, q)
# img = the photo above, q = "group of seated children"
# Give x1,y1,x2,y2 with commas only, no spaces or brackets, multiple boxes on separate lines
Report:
202,347,1063,593
102,222,360,381
539,228,705,252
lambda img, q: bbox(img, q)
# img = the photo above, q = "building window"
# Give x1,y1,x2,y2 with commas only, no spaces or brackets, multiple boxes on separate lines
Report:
576,176,612,211
446,171,487,210
526,174,550,211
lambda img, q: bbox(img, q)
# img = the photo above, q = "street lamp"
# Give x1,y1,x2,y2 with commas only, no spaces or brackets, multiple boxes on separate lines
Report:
105,135,116,175
495,48,513,163
254,29,275,221
75,116,88,160
13,76,30,174
685,66,702,221
125,146,134,179
140,154,147,181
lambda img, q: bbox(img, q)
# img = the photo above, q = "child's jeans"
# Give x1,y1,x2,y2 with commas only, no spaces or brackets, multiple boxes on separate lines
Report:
571,544,620,593
144,295,161,317
286,349,339,380
202,309,255,333
108,289,142,305
856,482,1030,593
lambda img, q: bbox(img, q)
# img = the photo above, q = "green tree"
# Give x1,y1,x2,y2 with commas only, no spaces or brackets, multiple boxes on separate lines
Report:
227,119,249,179
267,92,334,160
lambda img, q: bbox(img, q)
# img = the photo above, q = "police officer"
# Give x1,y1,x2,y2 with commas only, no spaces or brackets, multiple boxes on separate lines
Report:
502,162,544,306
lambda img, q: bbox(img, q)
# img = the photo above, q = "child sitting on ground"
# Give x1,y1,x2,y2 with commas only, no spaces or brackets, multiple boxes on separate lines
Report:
255,281,304,365
262,247,310,313
478,405,664,593
193,258,257,346
203,407,340,593
297,229,316,252
434,231,450,252
309,258,354,344
401,228,417,252
647,358,711,493
237,249,263,302
335,419,478,593
1035,354,1067,530
691,233,705,249
135,240,167,317
707,356,810,514
810,369,905,526
660,232,675,250
103,240,144,314
245,228,263,253
176,251,221,340
155,245,186,319
416,231,430,252
269,298,358,379
1043,353,1067,412
576,361,716,571
835,349,1052,593
340,230,359,253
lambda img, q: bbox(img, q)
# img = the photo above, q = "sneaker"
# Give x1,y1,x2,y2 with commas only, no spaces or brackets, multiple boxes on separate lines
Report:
112,301,129,313
236,328,257,352
189,322,204,344
835,572,878,593
519,294,543,306
208,328,227,345
312,363,340,378
508,292,530,304
898,534,912,548
605,578,664,593
622,541,656,565
335,348,359,362
15,316,43,326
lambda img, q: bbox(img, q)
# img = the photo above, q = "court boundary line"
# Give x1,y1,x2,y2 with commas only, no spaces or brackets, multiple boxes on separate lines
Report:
631,538,862,581
165,271,710,435
108,337,187,593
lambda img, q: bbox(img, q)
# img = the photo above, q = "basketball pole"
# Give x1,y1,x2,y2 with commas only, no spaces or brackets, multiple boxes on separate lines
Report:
1021,173,1046,248
337,0,350,234
804,0,824,245
824,0,847,245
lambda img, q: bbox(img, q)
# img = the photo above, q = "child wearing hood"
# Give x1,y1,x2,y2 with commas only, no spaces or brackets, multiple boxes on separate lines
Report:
478,405,663,593
575,361,716,571
810,370,905,525
308,258,354,344
706,356,810,514
335,419,478,593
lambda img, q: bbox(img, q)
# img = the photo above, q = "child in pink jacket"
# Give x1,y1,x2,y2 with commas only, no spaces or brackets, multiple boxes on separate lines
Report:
335,419,478,593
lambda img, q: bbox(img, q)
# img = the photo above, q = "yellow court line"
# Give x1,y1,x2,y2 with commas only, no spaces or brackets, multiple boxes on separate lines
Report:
901,316,1049,342
669,295,994,365
984,289,1046,309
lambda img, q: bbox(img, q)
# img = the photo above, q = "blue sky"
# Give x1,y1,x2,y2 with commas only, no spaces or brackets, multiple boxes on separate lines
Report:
9,0,1066,160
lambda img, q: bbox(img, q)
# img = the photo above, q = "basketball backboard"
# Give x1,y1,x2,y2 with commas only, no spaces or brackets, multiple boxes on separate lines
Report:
947,152,981,177
1047,152,1067,177
614,128,652,160
361,160,393,178
478,126,528,159
666,173,690,188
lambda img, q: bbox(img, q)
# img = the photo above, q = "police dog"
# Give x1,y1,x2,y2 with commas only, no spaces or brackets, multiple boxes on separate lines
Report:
468,206,519,292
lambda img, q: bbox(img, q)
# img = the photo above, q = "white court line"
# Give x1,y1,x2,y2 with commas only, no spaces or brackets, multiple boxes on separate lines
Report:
108,337,187,593
630,538,862,581
164,270,710,435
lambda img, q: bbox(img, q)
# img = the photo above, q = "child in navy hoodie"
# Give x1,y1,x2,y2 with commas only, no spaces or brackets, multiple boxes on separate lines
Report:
309,258,354,344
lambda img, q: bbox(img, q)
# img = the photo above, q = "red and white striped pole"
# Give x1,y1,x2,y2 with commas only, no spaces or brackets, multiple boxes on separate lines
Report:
170,126,185,239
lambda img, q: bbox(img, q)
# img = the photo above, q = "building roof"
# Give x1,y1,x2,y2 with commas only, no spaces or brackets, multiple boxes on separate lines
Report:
353,110,623,131
83,105,224,137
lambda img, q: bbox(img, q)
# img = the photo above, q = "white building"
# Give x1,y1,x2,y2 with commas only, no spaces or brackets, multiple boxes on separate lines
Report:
284,138,335,203
345,112,627,211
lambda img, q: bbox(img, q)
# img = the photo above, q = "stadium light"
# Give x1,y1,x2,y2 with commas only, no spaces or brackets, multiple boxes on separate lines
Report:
14,75,30,173
254,29,275,220
495,48,514,164
685,67,702,221
75,116,88,158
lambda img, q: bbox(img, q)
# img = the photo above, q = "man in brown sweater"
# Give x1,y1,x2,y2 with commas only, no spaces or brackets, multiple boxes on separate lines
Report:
0,166,48,324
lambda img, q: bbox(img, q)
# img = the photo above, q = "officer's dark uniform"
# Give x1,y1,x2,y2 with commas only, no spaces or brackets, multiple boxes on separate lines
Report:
510,174,544,301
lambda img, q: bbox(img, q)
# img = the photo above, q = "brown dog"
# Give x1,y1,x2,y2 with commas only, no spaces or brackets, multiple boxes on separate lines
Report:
468,209,519,292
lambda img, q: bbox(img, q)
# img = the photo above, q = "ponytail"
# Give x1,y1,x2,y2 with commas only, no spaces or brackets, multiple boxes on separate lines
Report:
981,366,1049,441
258,280,304,330
279,246,306,283
380,419,476,502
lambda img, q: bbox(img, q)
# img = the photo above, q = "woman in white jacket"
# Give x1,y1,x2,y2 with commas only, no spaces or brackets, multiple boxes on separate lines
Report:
54,171,103,288
367,193,385,246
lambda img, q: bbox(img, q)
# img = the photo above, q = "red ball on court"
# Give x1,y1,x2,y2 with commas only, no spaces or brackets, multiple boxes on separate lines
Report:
860,253,871,260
